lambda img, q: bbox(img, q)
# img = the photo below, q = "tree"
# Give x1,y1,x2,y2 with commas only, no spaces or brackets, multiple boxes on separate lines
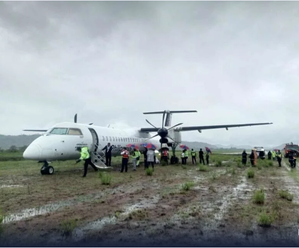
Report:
7,145,18,152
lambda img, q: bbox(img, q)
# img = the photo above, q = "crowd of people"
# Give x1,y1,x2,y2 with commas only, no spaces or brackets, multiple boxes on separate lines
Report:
75,143,297,177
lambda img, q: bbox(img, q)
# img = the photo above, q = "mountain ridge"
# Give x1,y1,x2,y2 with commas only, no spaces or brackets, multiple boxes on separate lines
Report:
0,134,286,151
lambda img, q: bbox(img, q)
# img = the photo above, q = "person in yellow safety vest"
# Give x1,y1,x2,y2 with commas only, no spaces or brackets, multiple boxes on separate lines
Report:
185,149,189,164
276,150,282,167
191,149,196,164
76,146,98,177
271,151,276,161
136,148,141,167
132,148,139,171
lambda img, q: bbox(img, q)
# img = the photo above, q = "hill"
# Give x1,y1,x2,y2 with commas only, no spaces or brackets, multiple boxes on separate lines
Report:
0,134,41,150
0,134,288,151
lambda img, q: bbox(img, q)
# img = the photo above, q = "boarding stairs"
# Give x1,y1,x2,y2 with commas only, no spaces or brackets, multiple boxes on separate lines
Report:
91,146,110,169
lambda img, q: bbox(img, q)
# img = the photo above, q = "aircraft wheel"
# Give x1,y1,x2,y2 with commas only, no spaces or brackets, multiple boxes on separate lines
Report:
48,166,54,175
41,166,47,175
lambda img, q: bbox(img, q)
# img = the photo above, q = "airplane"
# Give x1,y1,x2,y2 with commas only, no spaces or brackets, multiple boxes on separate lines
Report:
23,110,273,175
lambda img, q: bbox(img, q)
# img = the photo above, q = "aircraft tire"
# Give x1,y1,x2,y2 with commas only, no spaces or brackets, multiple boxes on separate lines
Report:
48,166,54,175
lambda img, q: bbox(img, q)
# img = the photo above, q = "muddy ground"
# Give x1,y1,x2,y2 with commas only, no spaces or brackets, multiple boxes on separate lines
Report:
1,155,299,246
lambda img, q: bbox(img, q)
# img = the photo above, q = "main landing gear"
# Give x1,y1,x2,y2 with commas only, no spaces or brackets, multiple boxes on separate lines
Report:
39,161,55,175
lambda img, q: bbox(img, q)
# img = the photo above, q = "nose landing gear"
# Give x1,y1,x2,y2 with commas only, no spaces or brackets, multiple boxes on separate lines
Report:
39,161,54,175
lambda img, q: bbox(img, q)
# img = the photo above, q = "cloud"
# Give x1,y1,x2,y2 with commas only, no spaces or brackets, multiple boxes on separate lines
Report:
1,1,299,146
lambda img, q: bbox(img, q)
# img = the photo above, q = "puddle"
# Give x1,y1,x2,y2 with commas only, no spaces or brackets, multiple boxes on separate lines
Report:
3,201,73,224
0,185,23,189
72,195,161,242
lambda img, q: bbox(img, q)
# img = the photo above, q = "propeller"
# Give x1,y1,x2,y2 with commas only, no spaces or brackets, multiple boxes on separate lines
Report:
146,110,183,148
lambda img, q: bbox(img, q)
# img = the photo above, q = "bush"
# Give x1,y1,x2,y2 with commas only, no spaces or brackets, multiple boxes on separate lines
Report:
247,169,255,178
198,164,209,171
60,219,77,237
253,189,265,204
146,168,153,176
279,190,294,201
257,211,273,227
99,172,112,185
215,160,222,167
181,182,194,191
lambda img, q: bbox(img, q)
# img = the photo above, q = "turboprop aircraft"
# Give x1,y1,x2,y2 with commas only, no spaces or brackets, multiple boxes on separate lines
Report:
23,110,273,175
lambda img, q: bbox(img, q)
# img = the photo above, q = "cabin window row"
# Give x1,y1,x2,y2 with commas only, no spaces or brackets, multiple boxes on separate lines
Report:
102,136,141,143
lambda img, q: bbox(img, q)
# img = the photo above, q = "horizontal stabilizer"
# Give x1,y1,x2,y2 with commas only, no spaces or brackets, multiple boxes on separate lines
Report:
23,129,48,132
143,110,197,114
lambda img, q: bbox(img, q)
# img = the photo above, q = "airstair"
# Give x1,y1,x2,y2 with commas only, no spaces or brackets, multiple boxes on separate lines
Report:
91,146,110,169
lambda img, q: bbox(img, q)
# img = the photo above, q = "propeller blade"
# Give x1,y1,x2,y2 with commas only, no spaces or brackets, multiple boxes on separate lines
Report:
146,119,157,128
162,110,166,129
167,122,183,131
74,114,77,123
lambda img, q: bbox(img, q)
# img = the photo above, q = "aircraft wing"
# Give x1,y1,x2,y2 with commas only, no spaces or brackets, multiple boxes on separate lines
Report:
23,129,48,132
174,122,273,132
139,128,159,132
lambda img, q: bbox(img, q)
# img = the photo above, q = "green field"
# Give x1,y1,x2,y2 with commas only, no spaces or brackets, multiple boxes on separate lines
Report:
0,151,299,246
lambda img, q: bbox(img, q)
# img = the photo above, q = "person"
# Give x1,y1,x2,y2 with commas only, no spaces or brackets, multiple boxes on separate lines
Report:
185,149,189,164
191,149,196,164
161,148,169,165
181,150,185,164
136,148,141,167
143,147,148,169
267,151,272,160
242,150,247,166
146,148,156,169
206,151,210,165
75,146,98,177
131,148,139,171
249,150,254,166
276,150,282,167
102,142,113,167
199,148,205,164
253,149,258,166
120,147,129,172
294,152,297,168
272,150,276,160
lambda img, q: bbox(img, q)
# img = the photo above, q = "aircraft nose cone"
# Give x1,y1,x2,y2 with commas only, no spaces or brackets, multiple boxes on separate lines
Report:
23,144,42,160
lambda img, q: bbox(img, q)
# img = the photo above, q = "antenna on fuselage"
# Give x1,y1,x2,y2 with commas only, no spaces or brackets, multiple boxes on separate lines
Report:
74,114,77,123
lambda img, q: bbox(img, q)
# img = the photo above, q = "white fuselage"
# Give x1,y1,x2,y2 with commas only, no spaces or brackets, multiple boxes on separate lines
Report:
23,122,160,161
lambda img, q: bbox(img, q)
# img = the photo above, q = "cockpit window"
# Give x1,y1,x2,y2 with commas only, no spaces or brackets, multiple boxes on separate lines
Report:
68,128,83,135
49,128,68,135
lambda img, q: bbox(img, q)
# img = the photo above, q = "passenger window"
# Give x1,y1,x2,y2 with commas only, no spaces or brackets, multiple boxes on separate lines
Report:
68,128,83,135
102,136,105,141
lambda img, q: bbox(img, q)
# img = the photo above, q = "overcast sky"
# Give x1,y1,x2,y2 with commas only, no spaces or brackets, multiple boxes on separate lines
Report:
0,1,298,147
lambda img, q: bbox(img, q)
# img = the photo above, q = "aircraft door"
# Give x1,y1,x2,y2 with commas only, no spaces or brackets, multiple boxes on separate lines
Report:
88,128,100,153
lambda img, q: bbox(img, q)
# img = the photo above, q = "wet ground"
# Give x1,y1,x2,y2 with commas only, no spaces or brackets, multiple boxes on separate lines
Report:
1,158,299,246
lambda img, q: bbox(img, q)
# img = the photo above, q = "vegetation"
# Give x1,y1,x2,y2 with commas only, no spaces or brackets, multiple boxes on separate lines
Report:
99,172,112,185
279,190,294,201
253,189,265,204
247,169,255,178
60,219,78,237
257,211,273,227
145,168,154,176
181,182,194,191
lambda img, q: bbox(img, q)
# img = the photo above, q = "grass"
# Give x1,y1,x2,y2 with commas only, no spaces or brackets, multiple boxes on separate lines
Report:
1,151,299,245
257,211,273,227
60,219,78,237
181,182,194,191
253,189,265,204
99,172,112,185
247,169,255,178
279,190,294,201
198,164,209,171
145,168,154,176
